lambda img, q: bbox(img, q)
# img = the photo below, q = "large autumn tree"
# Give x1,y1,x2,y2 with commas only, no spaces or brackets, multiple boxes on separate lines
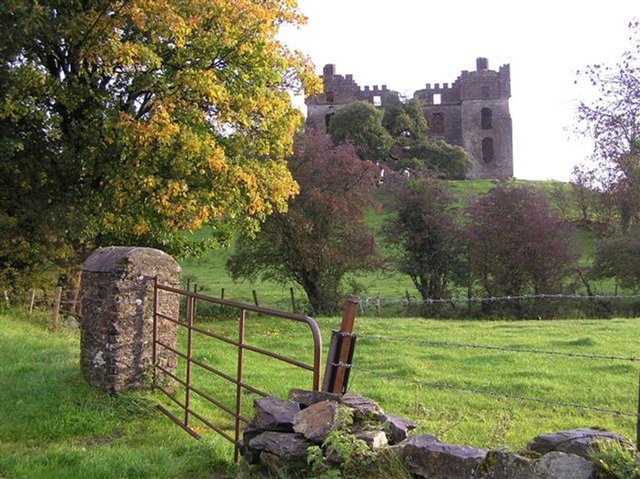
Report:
226,130,380,315
0,0,318,293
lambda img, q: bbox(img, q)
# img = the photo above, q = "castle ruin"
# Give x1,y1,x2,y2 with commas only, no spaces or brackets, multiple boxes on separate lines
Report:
305,58,513,180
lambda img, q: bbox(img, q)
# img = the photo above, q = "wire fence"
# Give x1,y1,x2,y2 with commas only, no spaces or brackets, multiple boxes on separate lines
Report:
354,292,640,319
10,280,640,321
347,332,640,448
12,284,640,448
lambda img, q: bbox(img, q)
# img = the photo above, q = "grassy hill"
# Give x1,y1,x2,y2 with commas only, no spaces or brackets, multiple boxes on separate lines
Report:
179,179,614,316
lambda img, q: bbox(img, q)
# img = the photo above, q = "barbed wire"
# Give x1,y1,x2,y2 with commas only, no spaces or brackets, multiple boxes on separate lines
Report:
352,366,639,419
357,293,640,307
358,335,640,363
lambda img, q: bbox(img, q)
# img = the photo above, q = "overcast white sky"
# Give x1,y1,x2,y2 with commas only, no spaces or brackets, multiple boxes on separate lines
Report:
280,0,638,181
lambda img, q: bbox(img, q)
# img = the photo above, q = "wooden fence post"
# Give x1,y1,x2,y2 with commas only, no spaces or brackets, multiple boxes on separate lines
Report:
52,286,62,330
29,289,36,314
322,295,358,394
290,287,297,313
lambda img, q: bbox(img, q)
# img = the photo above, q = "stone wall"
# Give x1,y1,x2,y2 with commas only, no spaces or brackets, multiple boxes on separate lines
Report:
79,247,181,395
240,390,634,479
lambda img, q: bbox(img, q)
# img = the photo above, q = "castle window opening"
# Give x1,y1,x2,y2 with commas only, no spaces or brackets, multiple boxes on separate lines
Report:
433,93,442,105
481,108,492,130
324,113,334,130
373,95,382,107
482,137,494,163
431,112,445,134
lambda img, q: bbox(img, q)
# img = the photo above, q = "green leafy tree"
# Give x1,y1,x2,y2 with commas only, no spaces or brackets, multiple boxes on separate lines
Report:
381,174,463,301
382,94,429,143
382,94,470,179
0,0,318,294
327,101,393,163
590,231,640,293
226,131,380,315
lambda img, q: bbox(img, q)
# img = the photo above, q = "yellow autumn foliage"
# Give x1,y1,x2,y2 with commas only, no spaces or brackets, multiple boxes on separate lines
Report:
3,0,321,267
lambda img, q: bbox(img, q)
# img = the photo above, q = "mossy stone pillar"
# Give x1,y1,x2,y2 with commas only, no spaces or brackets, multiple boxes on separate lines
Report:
80,247,181,394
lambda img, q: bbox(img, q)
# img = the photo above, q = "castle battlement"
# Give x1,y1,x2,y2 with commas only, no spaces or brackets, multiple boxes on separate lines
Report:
305,58,513,180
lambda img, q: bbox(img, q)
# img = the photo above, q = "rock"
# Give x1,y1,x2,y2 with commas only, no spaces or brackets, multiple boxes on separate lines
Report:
293,399,342,443
356,430,388,450
396,435,487,479
288,389,341,407
340,392,385,421
475,449,537,479
475,449,593,479
383,413,416,445
534,451,593,479
240,421,264,464
252,397,300,432
527,428,633,459
247,431,309,466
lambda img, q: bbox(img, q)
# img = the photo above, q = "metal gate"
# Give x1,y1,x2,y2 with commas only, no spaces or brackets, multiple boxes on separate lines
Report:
151,281,325,460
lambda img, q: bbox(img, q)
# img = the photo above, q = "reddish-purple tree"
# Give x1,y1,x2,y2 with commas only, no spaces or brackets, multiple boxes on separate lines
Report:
465,182,578,298
227,130,380,314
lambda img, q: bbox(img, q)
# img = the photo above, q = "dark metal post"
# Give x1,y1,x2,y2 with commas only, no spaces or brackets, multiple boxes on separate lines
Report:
234,309,246,462
184,295,195,428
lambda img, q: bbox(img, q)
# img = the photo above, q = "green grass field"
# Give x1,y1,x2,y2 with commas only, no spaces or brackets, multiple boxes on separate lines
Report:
3,307,638,478
0,309,237,479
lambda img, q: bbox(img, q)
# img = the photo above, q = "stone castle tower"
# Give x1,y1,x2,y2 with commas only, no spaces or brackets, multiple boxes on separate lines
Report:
305,58,513,180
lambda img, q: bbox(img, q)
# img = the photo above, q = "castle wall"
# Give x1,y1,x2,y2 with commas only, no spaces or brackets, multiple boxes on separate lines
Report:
461,99,513,179
305,59,513,180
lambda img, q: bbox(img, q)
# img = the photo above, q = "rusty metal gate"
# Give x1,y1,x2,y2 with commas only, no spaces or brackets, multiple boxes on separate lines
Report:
151,280,328,461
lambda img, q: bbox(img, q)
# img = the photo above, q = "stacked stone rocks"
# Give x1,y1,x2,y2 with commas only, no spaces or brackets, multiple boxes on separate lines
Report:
240,390,635,479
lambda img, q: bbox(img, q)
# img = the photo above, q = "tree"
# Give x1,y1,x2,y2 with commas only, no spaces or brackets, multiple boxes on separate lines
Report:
226,131,380,315
590,230,640,293
381,94,470,179
382,94,429,143
380,174,463,301
327,101,393,163
465,182,578,298
0,0,318,293
575,20,640,234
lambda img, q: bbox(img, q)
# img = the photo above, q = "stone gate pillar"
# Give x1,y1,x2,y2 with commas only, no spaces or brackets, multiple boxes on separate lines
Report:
79,246,181,394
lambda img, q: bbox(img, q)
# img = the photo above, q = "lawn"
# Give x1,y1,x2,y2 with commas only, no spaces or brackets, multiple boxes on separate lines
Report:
3,305,637,478
0,309,237,479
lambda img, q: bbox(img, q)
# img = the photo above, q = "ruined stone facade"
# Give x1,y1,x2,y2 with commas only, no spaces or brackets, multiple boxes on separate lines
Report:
305,58,513,180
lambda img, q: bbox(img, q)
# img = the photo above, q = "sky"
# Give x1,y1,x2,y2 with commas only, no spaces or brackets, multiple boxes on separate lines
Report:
279,0,638,181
